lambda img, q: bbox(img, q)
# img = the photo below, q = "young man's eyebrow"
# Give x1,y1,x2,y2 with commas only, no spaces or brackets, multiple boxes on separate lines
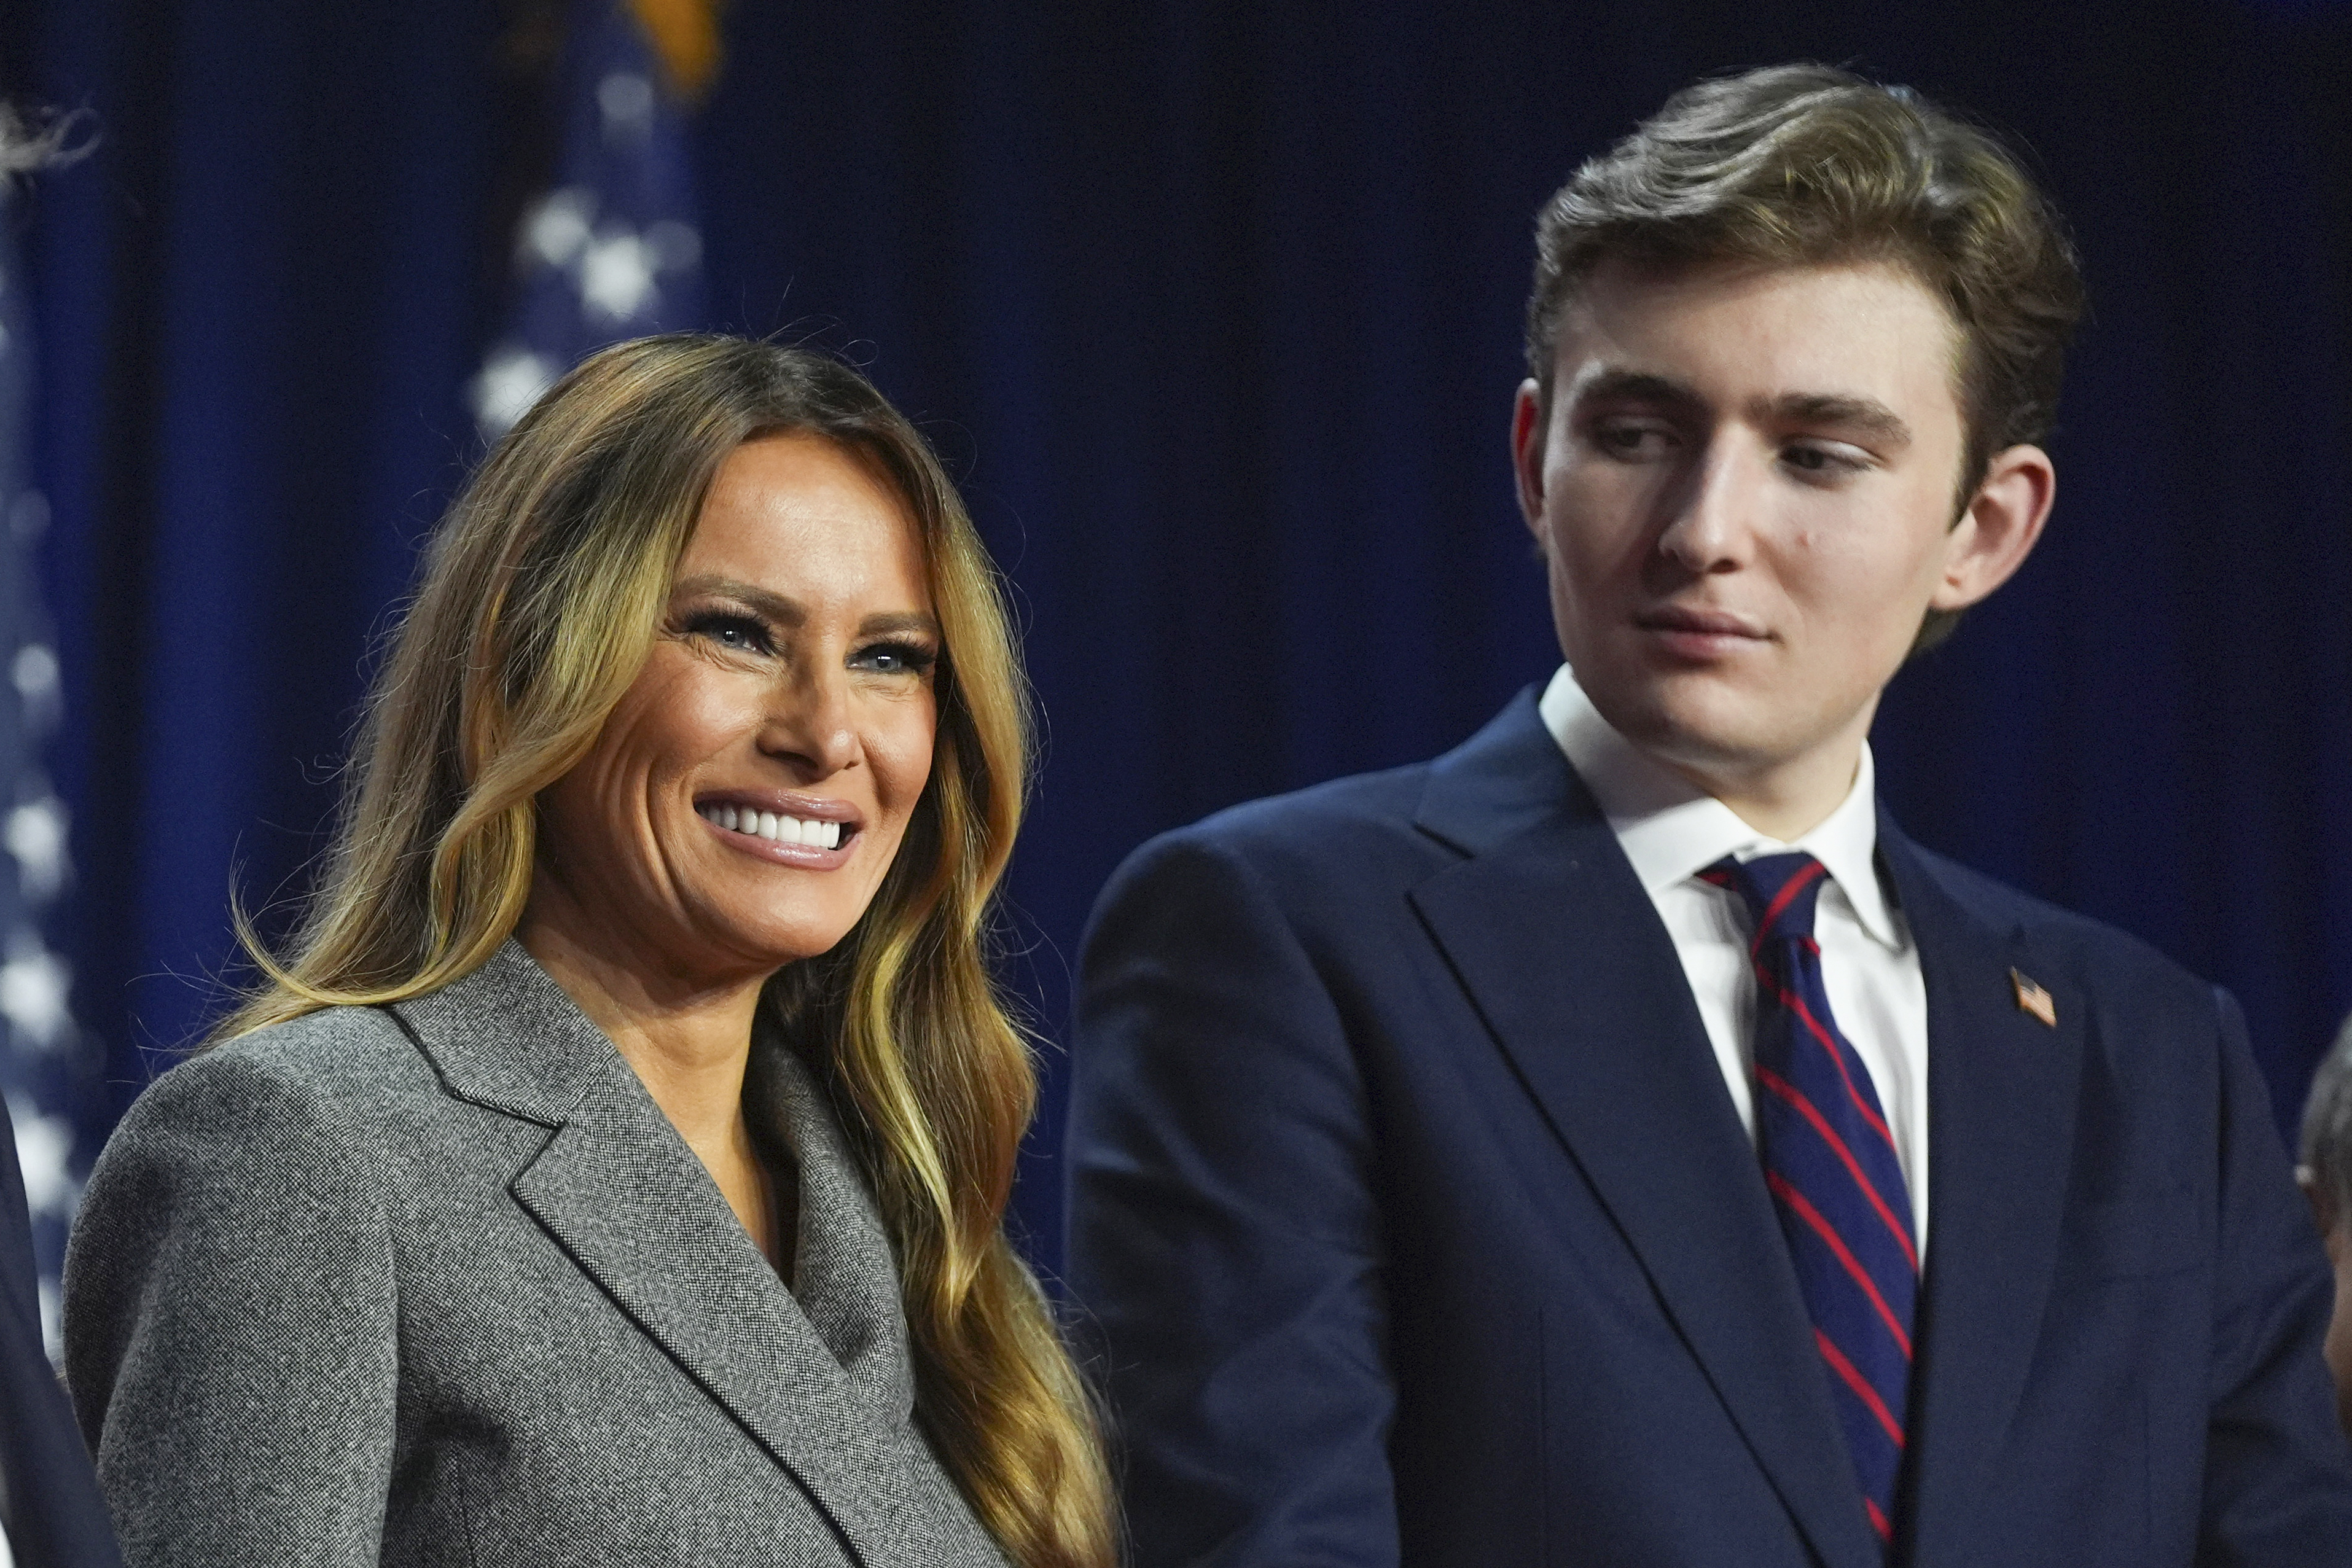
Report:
1760,392,1913,451
1566,368,1705,412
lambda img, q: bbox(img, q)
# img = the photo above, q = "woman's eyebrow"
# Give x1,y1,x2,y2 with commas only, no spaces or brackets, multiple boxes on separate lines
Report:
674,578,939,640
859,610,941,639
673,575,804,625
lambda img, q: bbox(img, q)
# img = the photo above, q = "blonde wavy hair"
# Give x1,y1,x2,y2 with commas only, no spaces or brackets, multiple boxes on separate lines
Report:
218,334,1116,1568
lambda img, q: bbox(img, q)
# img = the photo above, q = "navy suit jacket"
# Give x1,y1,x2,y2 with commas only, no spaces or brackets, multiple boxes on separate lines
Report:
0,1098,122,1568
1065,690,2352,1567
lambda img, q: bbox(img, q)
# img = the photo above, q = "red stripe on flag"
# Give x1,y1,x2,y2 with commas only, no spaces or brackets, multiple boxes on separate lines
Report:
1756,1066,1918,1272
1865,1498,1891,1541
1767,1172,1913,1358
1815,1327,1907,1447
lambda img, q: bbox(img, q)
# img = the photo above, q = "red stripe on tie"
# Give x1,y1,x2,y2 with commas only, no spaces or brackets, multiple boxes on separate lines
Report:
1756,964,1899,1153
1865,1498,1891,1541
1748,858,1827,959
1767,1172,1913,1358
1815,1328,1907,1448
1755,1066,1918,1272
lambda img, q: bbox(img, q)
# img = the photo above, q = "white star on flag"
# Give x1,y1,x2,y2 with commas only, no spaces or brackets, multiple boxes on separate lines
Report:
469,0,709,443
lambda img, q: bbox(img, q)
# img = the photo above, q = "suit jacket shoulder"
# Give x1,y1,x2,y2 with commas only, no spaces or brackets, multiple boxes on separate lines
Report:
1096,691,1560,945
1129,757,1438,883
1891,835,2213,1011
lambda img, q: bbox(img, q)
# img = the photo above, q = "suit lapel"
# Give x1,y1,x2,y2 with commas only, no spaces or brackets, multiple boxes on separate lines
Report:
1408,694,1883,1568
1880,829,2083,1564
393,941,971,1566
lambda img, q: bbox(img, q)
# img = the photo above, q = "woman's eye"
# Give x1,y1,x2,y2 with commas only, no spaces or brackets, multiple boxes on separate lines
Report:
684,611,772,654
853,641,937,677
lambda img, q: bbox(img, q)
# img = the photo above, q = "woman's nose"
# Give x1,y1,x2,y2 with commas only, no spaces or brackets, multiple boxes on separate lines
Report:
759,662,860,779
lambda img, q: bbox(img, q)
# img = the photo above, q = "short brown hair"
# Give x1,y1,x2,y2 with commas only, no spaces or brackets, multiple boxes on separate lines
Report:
1526,65,2084,649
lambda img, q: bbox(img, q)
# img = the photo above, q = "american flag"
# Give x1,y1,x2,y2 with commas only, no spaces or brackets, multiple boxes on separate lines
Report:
469,0,716,440
0,141,87,1359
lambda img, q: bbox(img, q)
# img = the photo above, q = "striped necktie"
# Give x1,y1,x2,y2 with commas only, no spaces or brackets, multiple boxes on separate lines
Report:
1701,851,1918,1551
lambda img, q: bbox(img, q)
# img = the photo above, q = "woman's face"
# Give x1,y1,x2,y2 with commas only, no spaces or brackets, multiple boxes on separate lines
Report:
533,433,939,988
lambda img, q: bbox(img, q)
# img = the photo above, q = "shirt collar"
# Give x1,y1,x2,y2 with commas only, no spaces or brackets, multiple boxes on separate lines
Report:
1536,663,1904,950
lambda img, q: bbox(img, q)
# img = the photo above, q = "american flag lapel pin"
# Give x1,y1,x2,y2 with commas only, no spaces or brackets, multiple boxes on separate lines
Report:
2010,967,2057,1028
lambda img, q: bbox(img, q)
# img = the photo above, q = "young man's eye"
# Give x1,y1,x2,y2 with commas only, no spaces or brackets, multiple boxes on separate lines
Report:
1781,442,1870,478
1590,419,1677,460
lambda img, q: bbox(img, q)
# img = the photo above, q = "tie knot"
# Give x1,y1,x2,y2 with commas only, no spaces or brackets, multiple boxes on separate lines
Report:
1699,850,1827,944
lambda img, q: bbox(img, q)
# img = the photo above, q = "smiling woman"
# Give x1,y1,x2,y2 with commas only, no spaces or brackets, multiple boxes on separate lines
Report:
58,338,1115,1568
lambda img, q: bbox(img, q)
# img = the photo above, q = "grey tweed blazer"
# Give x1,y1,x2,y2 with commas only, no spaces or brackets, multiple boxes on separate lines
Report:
63,940,1011,1568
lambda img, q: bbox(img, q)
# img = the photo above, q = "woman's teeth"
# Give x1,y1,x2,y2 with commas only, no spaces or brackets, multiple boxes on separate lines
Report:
697,803,843,849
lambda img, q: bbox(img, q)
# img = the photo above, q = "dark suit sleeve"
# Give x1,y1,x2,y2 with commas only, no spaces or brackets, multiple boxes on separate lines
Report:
0,1100,124,1568
2197,986,2352,1561
63,1051,399,1568
1066,830,1399,1568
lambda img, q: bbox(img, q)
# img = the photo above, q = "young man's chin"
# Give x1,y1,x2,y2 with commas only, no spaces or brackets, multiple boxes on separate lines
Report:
1596,668,1773,754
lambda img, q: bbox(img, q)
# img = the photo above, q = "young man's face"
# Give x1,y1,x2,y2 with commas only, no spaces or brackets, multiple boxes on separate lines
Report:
1512,257,2049,827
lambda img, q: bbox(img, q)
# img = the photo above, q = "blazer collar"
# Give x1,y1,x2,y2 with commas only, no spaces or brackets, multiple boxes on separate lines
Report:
392,936,612,1126
389,940,996,1566
1408,692,1884,1568
1877,822,2084,1563
1413,685,1586,857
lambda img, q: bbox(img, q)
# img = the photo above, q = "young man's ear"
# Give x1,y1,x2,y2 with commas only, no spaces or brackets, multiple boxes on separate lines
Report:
1511,378,1549,534
1931,442,2056,612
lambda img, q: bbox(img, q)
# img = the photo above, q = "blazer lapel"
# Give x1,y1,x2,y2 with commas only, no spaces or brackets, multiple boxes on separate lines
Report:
746,1041,916,1421
1407,693,1883,1568
1880,827,2084,1565
393,941,966,1566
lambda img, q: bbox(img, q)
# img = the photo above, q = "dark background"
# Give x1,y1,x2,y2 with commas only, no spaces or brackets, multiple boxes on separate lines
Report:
3,1,2348,1276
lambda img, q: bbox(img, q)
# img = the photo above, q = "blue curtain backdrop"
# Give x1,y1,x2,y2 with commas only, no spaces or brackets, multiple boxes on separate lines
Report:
2,1,2347,1279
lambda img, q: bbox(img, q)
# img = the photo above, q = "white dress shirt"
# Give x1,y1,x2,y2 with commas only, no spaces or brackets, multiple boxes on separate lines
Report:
1538,665,1932,1255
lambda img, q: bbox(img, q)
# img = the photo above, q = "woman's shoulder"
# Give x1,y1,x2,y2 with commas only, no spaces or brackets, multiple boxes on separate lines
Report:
111,1003,434,1158
211,999,421,1074
70,1007,432,1312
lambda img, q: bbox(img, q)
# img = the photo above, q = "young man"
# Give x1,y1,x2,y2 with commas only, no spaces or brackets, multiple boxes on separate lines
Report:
1066,66,2352,1567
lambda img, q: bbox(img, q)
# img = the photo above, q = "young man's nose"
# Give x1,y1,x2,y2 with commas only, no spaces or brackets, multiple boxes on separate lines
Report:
1654,435,1759,573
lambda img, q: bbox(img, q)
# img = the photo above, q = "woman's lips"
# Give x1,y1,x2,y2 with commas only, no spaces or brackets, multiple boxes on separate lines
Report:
693,794,861,863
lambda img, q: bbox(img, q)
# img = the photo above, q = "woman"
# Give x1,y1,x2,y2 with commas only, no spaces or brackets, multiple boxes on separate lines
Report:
62,337,1115,1568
